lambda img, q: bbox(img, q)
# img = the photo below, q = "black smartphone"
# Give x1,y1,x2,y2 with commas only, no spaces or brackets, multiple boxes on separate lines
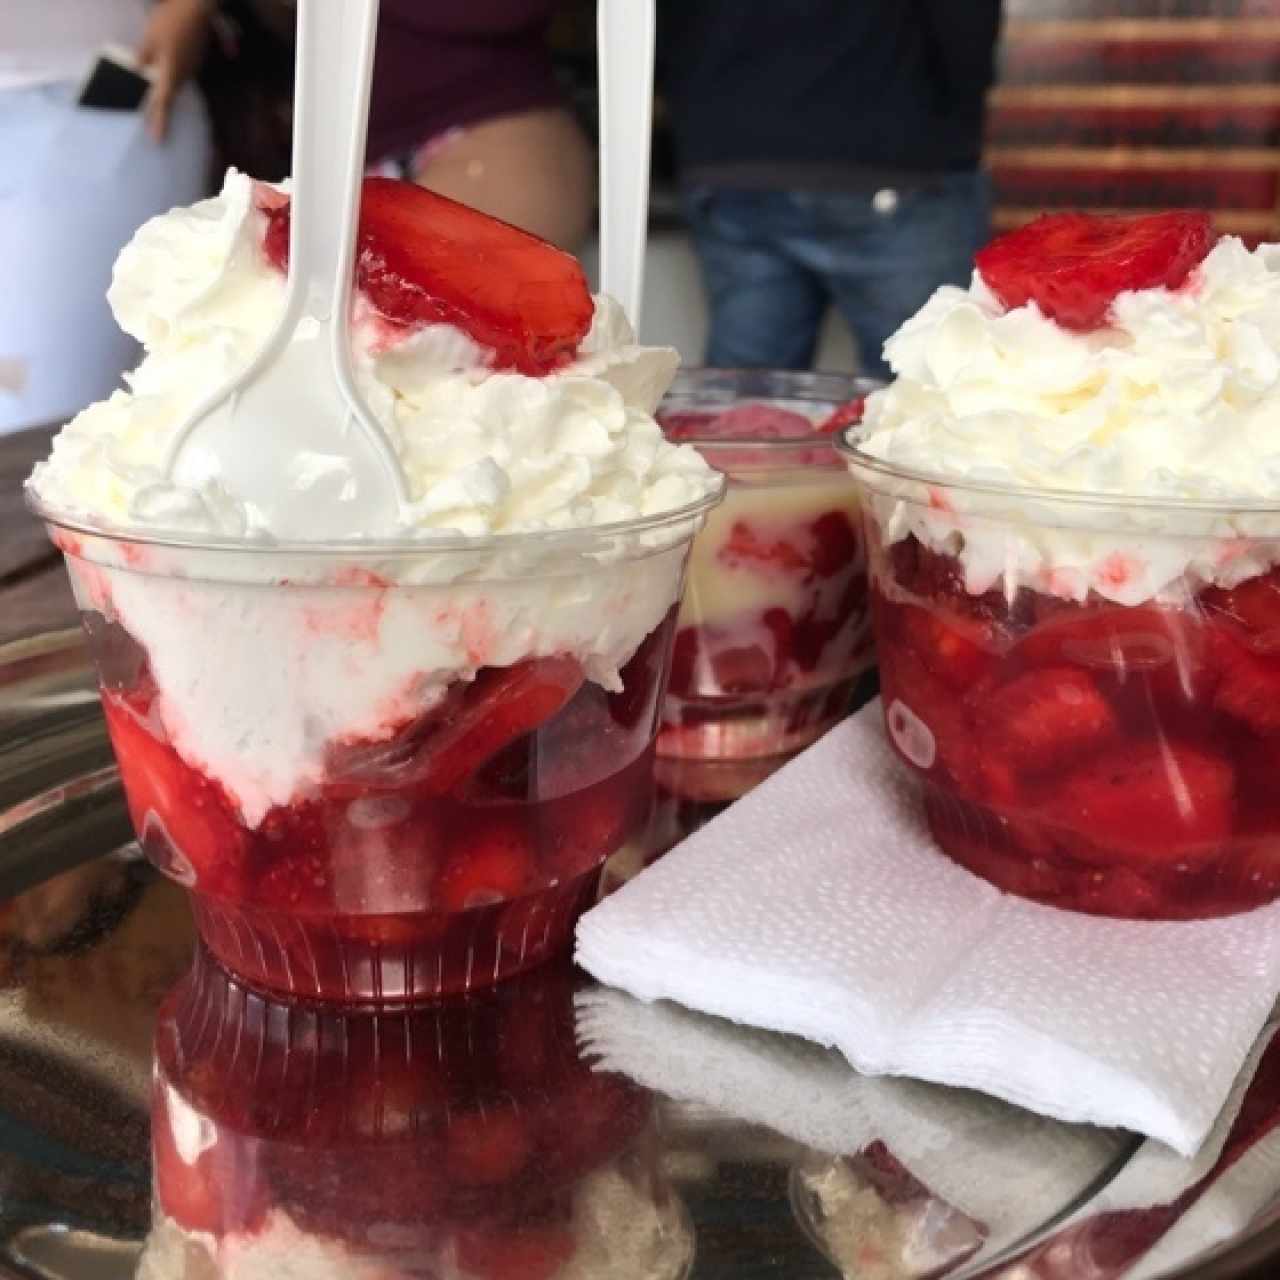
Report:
77,46,153,112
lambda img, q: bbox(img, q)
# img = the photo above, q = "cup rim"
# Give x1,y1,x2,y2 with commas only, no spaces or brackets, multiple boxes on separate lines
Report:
25,478,727,557
836,427,1280,516
660,368,884,455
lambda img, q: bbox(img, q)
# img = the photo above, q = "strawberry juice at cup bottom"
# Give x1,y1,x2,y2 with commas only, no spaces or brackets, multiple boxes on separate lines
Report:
651,370,878,848
37,496,717,1003
839,447,1280,921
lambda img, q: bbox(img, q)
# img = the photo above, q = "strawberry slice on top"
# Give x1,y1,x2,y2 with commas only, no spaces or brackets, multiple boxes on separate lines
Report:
258,177,594,375
975,211,1216,331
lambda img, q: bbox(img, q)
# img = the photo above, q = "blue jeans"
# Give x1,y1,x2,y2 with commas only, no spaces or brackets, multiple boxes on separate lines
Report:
683,173,991,379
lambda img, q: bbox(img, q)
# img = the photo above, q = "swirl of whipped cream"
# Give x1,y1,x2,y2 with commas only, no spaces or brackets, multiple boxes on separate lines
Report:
28,170,721,824
29,168,716,541
852,237,1280,605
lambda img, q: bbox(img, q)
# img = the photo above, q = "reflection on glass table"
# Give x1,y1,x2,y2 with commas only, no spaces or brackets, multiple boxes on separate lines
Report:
143,948,689,1279
6,630,1280,1278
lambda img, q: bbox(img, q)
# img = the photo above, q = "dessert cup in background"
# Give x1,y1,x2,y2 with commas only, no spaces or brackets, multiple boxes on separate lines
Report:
39,502,712,1003
652,370,879,850
142,949,692,1279
842,462,1280,921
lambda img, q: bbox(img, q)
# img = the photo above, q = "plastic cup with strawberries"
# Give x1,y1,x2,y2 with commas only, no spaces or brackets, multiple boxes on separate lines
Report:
839,446,1280,921
144,949,691,1278
833,208,1280,921
34,495,717,1003
651,369,880,847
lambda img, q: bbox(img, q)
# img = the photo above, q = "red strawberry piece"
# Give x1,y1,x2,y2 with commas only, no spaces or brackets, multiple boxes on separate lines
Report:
898,601,996,690
261,178,594,374
102,693,246,899
660,404,816,441
656,409,716,442
879,643,980,794
445,1106,534,1186
975,210,1216,332
151,1094,222,1234
439,815,537,912
425,658,585,797
455,1224,577,1280
1203,570,1280,653
1019,602,1213,704
707,402,816,438
816,395,866,434
809,510,859,579
1212,631,1280,735
718,519,809,574
976,667,1118,777
1043,741,1234,864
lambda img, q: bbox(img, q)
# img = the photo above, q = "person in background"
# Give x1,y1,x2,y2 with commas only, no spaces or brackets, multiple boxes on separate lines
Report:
368,0,594,253
660,1,1001,379
0,0,214,435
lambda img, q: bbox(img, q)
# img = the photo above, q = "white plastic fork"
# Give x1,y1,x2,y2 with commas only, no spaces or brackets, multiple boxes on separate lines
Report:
597,0,657,331
164,0,407,540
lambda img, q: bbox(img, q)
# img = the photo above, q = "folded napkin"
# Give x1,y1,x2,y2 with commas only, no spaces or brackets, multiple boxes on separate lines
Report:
576,700,1280,1156
576,989,1280,1275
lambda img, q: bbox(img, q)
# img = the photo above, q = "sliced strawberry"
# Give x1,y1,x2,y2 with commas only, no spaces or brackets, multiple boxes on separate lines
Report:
975,210,1216,331
1043,741,1234,864
659,403,815,442
976,667,1118,776
816,395,866,434
103,693,246,898
879,644,980,794
425,658,585,797
1018,602,1213,704
261,178,594,374
810,510,859,579
1212,631,1280,735
1203,570,1280,653
439,815,537,912
151,1095,222,1234
898,601,996,690
718,519,809,574
445,1107,534,1186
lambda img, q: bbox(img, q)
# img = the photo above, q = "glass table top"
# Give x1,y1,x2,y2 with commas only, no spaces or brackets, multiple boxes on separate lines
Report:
1,629,1279,1280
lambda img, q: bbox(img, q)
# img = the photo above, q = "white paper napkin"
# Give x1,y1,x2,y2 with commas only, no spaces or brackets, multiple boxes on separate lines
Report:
576,700,1280,1156
576,990,1280,1276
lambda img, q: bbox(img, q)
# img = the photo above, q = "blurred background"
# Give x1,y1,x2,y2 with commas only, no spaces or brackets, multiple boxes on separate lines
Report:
4,0,1280,435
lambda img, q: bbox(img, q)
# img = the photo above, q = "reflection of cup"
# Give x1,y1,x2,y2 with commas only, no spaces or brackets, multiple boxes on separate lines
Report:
34,492,718,1003
653,371,878,848
142,949,692,1279
842,440,1280,920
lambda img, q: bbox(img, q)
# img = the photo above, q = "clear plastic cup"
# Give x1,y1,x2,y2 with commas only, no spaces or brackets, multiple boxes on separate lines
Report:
653,370,879,845
32,490,719,1001
144,948,690,1278
840,436,1280,920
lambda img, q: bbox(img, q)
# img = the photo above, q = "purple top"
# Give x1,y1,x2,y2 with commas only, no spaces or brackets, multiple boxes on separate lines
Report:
368,0,564,164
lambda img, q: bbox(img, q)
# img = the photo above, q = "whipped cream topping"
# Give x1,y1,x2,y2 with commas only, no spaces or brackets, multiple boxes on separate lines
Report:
31,169,719,825
29,168,716,541
853,237,1280,604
